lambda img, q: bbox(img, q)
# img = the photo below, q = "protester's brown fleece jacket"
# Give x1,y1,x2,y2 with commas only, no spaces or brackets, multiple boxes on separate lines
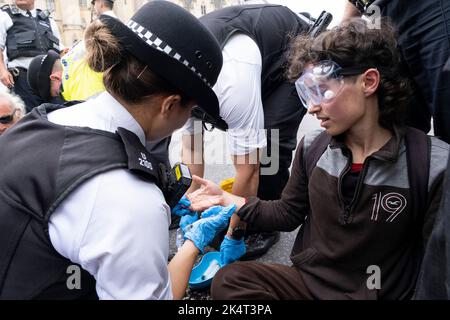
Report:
237,128,449,299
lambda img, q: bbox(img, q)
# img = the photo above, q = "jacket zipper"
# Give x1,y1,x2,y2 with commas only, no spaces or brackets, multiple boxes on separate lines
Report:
338,153,371,225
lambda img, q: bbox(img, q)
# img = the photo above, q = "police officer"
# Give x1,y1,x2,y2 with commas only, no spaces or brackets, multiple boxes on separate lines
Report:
27,50,65,104
182,4,310,259
0,0,62,112
26,49,173,170
92,0,116,19
0,1,231,300
50,0,117,103
46,0,118,104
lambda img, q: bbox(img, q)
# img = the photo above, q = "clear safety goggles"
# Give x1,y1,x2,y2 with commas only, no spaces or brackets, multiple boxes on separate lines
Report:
295,60,368,109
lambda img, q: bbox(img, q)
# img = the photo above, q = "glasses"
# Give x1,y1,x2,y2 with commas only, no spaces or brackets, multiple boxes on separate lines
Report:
295,60,369,109
0,109,17,124
190,106,228,132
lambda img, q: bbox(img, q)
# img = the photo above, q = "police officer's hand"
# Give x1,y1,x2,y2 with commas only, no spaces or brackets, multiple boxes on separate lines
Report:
172,195,195,217
200,205,225,218
180,204,225,235
0,69,14,88
180,212,198,234
220,236,246,266
184,204,237,253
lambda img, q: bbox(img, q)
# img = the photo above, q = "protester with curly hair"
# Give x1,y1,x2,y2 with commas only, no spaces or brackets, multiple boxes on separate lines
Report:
187,18,449,300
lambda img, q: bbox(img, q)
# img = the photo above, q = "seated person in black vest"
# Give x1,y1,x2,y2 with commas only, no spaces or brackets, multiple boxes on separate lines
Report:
27,50,65,105
0,1,232,300
185,18,449,300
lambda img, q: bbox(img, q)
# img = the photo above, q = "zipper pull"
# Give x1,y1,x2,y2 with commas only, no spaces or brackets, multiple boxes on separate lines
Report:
339,205,353,225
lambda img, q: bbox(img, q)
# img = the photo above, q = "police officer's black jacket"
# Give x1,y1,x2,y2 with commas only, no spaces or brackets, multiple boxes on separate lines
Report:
0,105,161,299
1,5,60,61
199,4,309,99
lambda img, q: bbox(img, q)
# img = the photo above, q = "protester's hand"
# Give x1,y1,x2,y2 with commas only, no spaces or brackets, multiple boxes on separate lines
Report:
172,195,195,217
184,204,237,253
187,176,224,212
0,69,14,88
220,236,246,266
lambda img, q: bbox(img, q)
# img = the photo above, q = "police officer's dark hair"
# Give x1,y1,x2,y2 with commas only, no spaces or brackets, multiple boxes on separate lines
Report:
103,0,114,10
287,18,412,131
84,19,191,105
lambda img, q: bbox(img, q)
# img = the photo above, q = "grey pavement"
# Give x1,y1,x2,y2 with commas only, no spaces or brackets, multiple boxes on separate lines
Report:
168,113,320,297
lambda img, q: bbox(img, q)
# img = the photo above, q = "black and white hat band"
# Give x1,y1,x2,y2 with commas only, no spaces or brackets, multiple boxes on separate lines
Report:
126,20,212,88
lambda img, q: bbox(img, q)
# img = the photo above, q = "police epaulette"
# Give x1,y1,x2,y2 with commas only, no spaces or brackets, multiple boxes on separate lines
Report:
38,9,51,20
1,4,19,14
0,4,11,12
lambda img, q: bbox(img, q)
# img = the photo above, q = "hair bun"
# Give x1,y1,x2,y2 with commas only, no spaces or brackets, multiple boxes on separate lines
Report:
84,19,123,72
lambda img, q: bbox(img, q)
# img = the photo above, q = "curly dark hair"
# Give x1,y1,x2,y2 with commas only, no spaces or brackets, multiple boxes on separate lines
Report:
287,18,412,130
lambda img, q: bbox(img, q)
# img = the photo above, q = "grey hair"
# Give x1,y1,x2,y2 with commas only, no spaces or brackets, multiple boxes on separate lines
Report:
0,90,26,117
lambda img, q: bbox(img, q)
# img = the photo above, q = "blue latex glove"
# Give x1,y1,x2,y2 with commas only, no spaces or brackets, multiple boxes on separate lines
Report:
220,236,246,266
172,195,194,217
184,204,237,253
180,212,198,234
201,205,224,218
181,205,222,235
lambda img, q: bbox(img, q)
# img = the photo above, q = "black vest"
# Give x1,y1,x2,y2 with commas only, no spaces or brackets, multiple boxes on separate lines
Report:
0,105,161,299
2,5,60,61
200,4,309,99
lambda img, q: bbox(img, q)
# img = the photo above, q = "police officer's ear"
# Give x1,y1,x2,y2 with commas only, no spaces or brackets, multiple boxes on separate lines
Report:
49,72,62,82
160,94,183,117
49,59,63,82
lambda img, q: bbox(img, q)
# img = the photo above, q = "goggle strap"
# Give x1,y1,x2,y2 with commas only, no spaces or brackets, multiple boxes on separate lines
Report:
340,66,390,76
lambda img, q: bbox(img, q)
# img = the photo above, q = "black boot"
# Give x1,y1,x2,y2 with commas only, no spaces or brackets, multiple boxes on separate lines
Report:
240,231,280,260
